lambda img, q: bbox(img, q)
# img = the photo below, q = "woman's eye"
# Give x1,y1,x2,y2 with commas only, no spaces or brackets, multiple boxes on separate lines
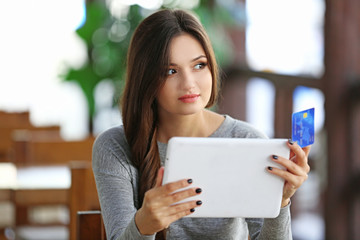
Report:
194,62,206,70
167,69,177,75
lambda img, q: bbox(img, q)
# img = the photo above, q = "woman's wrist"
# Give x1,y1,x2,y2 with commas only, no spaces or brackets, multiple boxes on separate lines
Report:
135,209,155,235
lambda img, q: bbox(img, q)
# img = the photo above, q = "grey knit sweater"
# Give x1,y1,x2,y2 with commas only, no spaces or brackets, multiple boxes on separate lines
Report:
92,115,292,240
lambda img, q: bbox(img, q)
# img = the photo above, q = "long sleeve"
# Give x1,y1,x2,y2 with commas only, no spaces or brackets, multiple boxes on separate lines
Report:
92,127,155,240
247,204,292,240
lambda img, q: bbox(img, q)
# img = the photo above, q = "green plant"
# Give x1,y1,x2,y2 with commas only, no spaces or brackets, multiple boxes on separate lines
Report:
62,0,239,132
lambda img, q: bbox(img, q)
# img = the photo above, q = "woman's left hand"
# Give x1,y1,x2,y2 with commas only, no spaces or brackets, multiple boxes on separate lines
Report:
267,139,311,207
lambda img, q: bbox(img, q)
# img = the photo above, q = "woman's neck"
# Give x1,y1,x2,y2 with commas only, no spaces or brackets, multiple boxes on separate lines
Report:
157,110,224,143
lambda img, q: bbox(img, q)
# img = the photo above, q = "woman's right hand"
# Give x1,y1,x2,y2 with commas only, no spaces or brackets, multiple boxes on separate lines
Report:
135,167,202,235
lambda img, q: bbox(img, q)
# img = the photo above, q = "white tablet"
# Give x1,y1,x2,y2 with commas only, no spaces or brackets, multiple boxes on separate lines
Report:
162,137,290,218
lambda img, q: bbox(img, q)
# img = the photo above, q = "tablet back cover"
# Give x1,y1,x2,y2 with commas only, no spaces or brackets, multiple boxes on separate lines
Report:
162,137,289,218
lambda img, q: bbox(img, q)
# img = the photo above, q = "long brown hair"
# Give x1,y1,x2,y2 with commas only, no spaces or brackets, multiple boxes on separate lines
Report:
121,7,219,217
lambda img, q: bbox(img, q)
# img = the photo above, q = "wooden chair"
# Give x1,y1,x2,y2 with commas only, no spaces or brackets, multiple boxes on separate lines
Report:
69,161,102,240
0,111,31,128
77,211,106,240
12,186,69,226
0,111,98,238
0,111,61,162
8,136,96,238
11,132,94,165
0,126,61,163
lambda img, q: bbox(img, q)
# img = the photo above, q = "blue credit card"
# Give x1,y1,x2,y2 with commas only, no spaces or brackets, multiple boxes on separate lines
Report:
292,108,315,148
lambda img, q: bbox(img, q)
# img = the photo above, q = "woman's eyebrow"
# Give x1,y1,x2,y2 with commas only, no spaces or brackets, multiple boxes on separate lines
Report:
191,55,207,62
169,55,207,66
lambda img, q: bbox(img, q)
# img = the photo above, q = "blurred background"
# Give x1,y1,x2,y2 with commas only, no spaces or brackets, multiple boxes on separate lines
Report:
0,0,359,240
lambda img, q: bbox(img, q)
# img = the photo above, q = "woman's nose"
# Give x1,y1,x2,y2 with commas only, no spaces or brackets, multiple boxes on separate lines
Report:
181,71,196,90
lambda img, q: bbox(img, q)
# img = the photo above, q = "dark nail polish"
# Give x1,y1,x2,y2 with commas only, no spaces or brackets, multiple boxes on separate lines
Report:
272,155,278,160
187,179,193,184
195,188,202,194
288,139,294,145
196,200,202,205
268,166,273,171
190,208,195,213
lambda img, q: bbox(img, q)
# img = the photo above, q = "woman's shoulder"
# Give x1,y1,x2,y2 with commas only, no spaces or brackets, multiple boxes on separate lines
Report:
93,125,132,163
212,114,268,139
92,125,137,176
94,125,128,149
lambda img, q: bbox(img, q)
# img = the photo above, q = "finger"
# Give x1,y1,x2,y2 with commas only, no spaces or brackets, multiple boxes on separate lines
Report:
302,145,311,156
287,140,307,167
288,139,302,156
164,187,202,205
288,154,310,174
288,139,296,159
155,167,165,187
168,200,202,216
271,155,307,175
166,202,200,223
161,178,194,195
267,166,307,189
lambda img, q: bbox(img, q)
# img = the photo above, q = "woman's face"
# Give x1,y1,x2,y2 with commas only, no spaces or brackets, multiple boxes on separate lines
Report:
156,33,212,118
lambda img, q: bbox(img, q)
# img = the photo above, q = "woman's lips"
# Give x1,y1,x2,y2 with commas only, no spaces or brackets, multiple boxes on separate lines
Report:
178,94,200,103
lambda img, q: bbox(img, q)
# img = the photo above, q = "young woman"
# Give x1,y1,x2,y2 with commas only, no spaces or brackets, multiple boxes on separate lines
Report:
92,9,310,240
